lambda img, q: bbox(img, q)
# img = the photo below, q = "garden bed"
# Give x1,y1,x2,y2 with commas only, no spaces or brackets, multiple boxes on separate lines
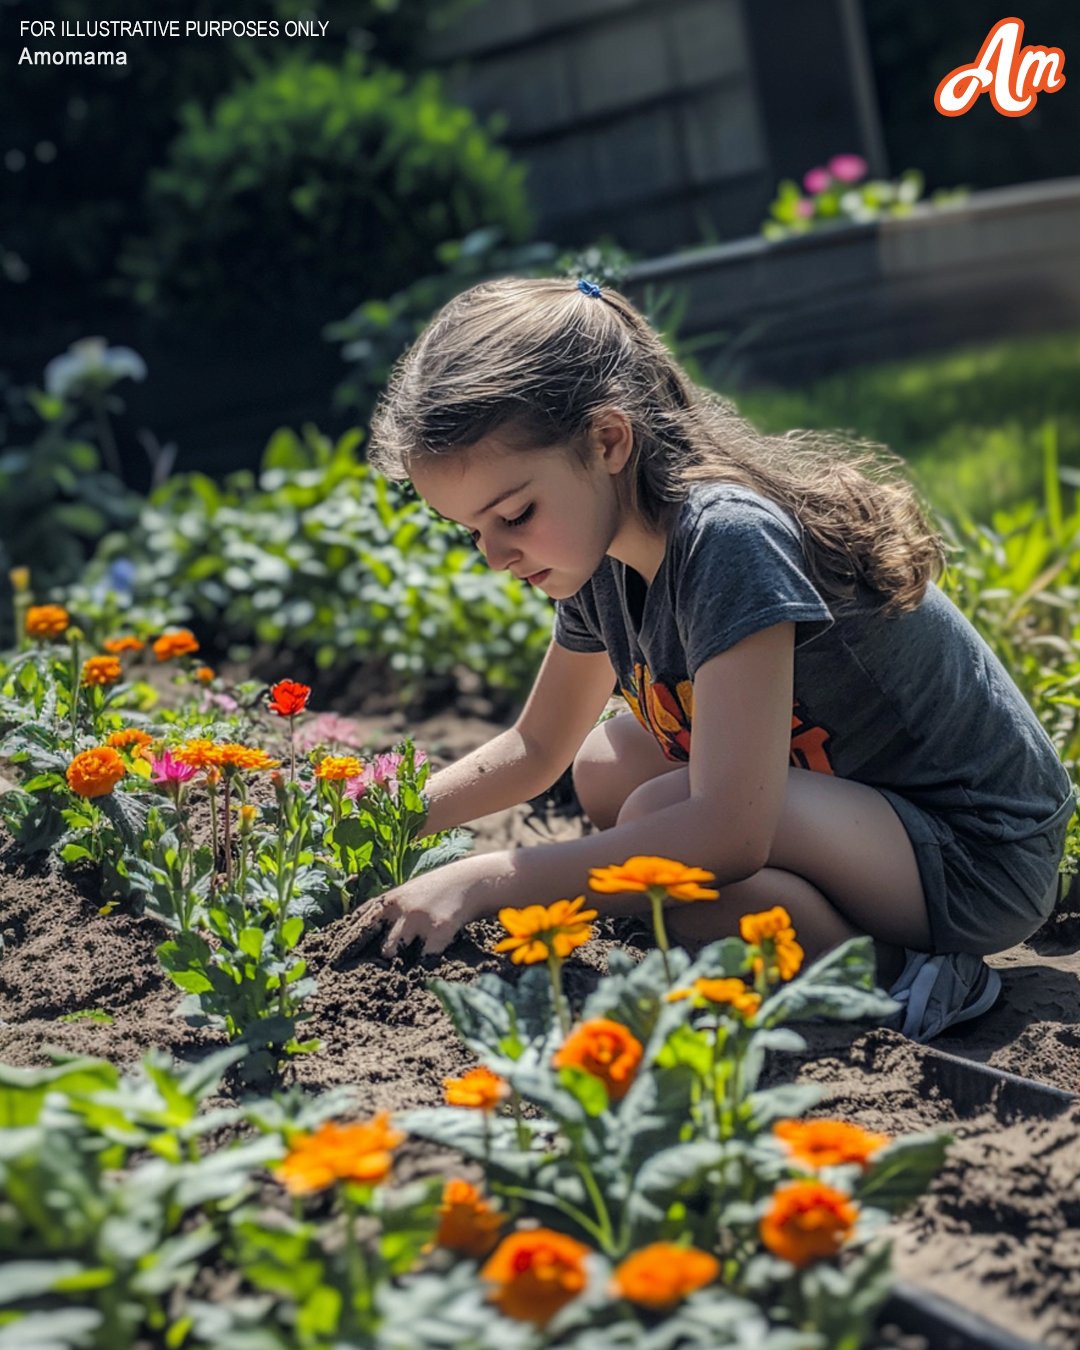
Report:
2,700,1079,1347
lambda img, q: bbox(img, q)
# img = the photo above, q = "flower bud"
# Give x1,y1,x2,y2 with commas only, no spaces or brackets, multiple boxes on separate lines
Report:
238,803,258,834
8,566,30,594
204,766,222,787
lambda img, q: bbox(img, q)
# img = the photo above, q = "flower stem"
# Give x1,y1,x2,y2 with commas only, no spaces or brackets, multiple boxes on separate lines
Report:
547,951,570,1036
649,888,672,984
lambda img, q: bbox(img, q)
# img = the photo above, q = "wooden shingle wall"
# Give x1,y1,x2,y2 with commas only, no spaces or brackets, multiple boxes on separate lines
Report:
422,0,774,254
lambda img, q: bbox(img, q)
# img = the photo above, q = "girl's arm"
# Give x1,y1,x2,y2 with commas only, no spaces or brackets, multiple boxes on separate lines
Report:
333,625,794,964
421,640,619,835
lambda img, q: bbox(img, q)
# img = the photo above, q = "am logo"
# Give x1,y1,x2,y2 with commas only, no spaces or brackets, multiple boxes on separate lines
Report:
934,16,1065,118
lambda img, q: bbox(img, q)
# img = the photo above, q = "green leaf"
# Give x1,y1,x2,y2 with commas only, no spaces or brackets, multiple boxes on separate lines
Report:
238,927,265,960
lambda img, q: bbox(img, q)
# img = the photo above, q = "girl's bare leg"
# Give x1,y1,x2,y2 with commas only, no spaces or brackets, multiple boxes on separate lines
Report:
572,713,930,969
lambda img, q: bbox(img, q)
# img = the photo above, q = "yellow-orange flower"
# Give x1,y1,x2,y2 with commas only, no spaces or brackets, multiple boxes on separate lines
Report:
552,1018,643,1103
588,856,719,902
152,629,200,661
173,738,218,770
444,1066,510,1111
611,1243,720,1309
314,754,364,780
665,977,762,1018
493,896,598,965
739,906,804,982
773,1119,890,1171
760,1180,857,1267
103,636,145,654
214,742,280,772
25,604,70,640
66,746,126,798
81,655,123,688
172,739,279,772
107,728,154,751
434,1180,505,1257
275,1114,404,1195
194,665,215,684
481,1228,590,1325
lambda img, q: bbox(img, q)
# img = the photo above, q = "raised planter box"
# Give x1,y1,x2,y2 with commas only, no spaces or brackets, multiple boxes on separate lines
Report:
624,177,1080,386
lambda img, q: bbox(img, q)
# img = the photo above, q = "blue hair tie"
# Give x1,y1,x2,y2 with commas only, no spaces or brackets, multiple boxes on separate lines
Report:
576,278,602,298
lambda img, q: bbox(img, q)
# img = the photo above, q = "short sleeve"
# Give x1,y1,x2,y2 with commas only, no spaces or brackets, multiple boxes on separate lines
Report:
554,592,606,653
677,493,834,677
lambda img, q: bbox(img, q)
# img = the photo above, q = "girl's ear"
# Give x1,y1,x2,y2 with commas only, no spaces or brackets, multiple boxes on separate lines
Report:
591,410,634,475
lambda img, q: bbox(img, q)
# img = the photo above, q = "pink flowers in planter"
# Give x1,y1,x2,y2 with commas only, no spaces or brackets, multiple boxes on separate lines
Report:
802,153,868,195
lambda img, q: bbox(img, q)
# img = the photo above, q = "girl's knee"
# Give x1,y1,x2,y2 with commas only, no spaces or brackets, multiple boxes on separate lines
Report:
572,713,678,831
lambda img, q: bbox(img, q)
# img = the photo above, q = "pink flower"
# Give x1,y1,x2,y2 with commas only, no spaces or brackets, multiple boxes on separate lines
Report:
827,154,868,184
202,691,239,714
795,199,815,218
150,750,198,785
803,166,831,194
343,775,368,803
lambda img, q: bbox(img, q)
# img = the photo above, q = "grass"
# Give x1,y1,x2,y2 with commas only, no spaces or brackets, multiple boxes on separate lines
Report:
723,327,1080,522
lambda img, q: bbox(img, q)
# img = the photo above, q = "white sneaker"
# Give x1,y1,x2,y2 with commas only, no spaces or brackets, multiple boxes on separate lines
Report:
886,950,1002,1043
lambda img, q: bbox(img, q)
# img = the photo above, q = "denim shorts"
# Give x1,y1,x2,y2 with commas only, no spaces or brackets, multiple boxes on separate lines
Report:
877,788,1076,956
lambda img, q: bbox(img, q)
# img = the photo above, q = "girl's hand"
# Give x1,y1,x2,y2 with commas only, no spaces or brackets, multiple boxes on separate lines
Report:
328,854,496,964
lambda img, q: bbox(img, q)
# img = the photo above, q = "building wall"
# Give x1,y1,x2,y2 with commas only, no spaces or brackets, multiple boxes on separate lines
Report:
422,0,883,255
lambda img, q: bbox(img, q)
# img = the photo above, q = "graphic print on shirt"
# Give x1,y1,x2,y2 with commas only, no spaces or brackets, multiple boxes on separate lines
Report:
620,661,694,762
790,699,835,774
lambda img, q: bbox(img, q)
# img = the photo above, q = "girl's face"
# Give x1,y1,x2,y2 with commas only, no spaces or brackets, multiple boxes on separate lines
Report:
410,424,656,598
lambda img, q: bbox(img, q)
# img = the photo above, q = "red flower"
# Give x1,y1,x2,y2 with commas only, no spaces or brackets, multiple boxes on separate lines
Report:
267,679,312,718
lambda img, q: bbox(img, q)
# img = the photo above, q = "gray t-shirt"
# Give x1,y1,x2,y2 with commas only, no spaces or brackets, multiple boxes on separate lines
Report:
553,482,1074,845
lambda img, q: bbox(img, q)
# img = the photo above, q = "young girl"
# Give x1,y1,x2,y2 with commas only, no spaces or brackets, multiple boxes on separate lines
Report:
334,276,1075,1040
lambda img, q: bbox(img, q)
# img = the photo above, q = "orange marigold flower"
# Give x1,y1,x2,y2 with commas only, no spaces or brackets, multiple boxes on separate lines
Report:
80,655,123,688
665,977,762,1018
314,754,364,780
25,604,70,640
214,742,280,772
152,629,200,661
552,1018,643,1103
66,746,127,798
481,1228,590,1325
739,906,804,982
760,1180,858,1267
173,738,218,770
493,896,598,965
589,856,719,902
268,678,312,717
275,1114,404,1196
773,1119,890,1171
434,1179,505,1258
444,1066,510,1111
107,728,155,751
611,1243,720,1309
103,636,145,654
194,665,215,684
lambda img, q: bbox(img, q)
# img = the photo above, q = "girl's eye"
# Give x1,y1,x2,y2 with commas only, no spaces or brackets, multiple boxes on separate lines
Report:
468,503,534,543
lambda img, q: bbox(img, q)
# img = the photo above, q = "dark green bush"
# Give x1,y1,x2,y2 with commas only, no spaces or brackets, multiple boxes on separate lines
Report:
120,53,532,321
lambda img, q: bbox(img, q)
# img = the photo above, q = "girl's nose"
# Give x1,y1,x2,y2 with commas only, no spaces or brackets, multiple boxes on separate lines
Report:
484,538,521,574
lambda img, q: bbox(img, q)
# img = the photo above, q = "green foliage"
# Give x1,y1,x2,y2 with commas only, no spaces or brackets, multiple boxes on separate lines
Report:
403,931,943,1346
72,424,554,706
0,376,140,644
732,328,1080,521
120,52,531,322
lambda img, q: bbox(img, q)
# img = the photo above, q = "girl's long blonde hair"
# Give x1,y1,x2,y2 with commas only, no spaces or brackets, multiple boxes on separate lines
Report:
368,276,947,616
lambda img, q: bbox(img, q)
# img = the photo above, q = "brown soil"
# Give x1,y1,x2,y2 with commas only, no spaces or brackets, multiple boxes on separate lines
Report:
2,702,1078,1346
